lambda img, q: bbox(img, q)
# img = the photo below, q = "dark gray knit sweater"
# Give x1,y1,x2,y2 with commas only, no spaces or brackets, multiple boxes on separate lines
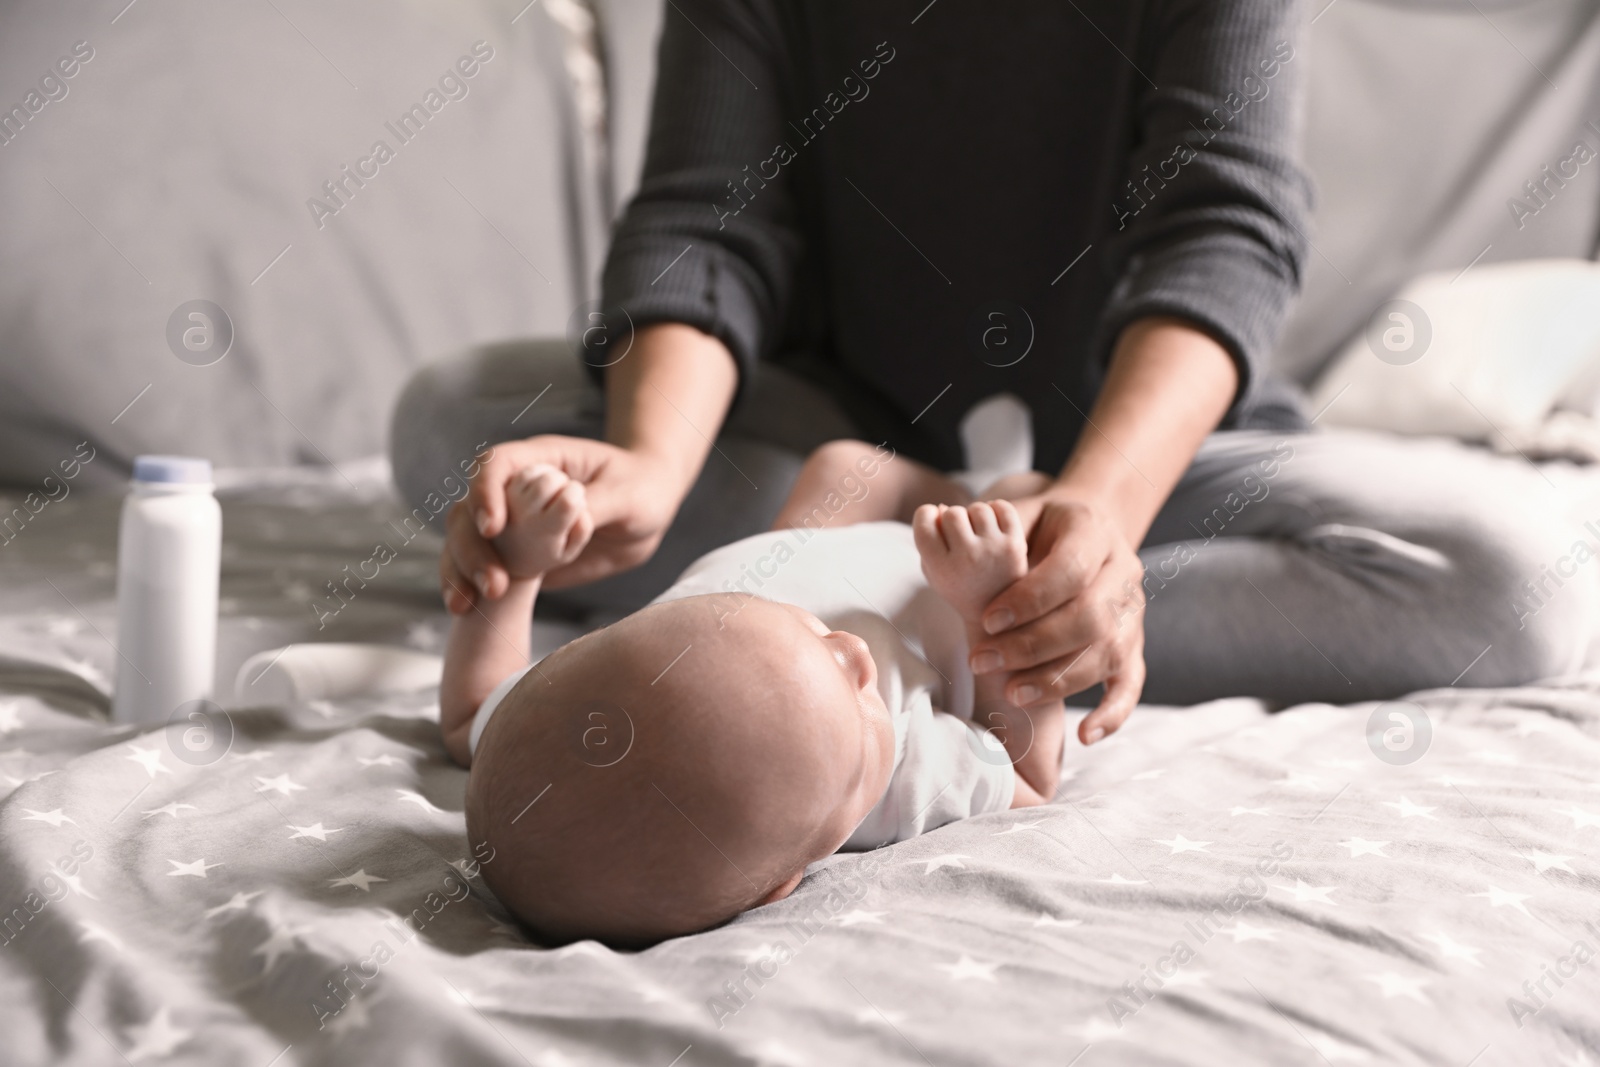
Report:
600,0,1312,472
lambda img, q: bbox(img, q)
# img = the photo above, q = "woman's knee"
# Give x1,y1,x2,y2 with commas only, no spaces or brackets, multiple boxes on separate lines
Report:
388,362,459,515
388,341,601,516
801,439,883,479
1439,513,1594,686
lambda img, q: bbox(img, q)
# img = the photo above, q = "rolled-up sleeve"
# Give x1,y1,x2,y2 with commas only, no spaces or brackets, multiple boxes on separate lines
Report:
1096,0,1313,422
598,0,801,404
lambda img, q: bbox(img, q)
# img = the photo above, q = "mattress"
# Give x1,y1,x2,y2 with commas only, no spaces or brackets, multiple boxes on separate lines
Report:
2,464,1599,1066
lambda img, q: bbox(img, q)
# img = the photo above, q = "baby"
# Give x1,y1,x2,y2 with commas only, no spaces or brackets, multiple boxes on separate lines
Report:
441,441,1066,947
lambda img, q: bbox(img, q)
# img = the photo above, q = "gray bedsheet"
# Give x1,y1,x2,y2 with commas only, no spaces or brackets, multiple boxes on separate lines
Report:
2,470,1599,1066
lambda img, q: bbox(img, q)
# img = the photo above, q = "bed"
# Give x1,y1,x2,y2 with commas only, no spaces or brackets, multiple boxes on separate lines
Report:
3,461,1599,1066
5,0,1600,1063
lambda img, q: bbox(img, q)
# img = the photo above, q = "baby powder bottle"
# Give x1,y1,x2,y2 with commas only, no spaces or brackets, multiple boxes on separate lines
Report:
112,455,222,725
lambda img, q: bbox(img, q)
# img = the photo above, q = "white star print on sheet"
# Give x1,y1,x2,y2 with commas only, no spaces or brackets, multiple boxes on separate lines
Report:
21,807,76,827
1469,885,1532,915
1274,880,1338,905
126,745,172,778
740,943,787,965
1220,922,1277,943
396,789,445,814
167,858,221,878
1073,1017,1123,1042
1556,807,1600,830
251,922,310,972
0,769,57,789
1341,838,1389,858
321,988,373,1039
1383,796,1437,820
921,854,968,874
1422,932,1483,967
636,983,673,1005
1525,850,1575,874
1163,969,1208,989
449,985,506,1011
51,866,97,901
1303,1029,1370,1063
328,869,387,892
124,1006,192,1062
750,1040,806,1067
1365,972,1430,1003
142,802,197,819
255,774,306,797
204,891,263,919
1154,835,1211,854
288,822,342,841
937,954,999,982
836,910,885,927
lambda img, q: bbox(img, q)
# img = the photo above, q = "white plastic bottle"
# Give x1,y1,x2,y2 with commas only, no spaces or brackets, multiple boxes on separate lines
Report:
112,455,222,725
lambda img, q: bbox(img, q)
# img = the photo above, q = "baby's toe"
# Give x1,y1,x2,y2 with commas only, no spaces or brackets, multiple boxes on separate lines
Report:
941,504,975,543
968,501,999,538
912,503,940,543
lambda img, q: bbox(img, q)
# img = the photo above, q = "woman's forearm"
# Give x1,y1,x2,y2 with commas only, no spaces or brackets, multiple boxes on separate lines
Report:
1050,317,1239,544
604,323,740,500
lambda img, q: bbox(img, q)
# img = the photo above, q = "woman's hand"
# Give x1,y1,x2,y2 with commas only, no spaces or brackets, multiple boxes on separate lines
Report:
966,317,1239,746
968,491,1147,746
440,323,741,615
440,435,685,614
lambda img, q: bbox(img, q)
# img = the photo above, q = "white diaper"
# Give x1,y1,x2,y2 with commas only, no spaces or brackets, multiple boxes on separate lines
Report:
467,663,535,757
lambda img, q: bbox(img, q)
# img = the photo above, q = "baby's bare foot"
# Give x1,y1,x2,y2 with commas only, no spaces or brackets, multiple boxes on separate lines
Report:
493,465,593,579
912,500,1028,621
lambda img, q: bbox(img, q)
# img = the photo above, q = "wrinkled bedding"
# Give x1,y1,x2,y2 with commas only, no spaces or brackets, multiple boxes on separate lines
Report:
2,467,1600,1066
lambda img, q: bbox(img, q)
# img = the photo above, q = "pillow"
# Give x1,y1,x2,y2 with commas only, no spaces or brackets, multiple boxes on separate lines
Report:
1306,259,1600,438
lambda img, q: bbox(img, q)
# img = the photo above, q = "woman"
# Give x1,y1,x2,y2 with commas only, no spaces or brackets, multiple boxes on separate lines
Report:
398,0,1587,745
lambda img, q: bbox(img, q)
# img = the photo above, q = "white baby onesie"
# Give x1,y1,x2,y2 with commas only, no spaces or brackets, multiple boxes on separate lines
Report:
654,521,1015,848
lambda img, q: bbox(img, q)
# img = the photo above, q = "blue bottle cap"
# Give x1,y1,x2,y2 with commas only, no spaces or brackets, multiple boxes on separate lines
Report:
132,455,213,484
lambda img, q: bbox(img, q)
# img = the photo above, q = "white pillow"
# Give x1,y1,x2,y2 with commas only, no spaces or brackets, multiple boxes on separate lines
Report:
1306,259,1600,437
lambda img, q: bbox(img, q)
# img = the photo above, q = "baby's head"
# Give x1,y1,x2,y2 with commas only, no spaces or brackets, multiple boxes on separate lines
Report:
466,594,895,946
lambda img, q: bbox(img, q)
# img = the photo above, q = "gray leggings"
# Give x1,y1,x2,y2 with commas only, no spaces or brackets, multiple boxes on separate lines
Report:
391,341,1593,705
